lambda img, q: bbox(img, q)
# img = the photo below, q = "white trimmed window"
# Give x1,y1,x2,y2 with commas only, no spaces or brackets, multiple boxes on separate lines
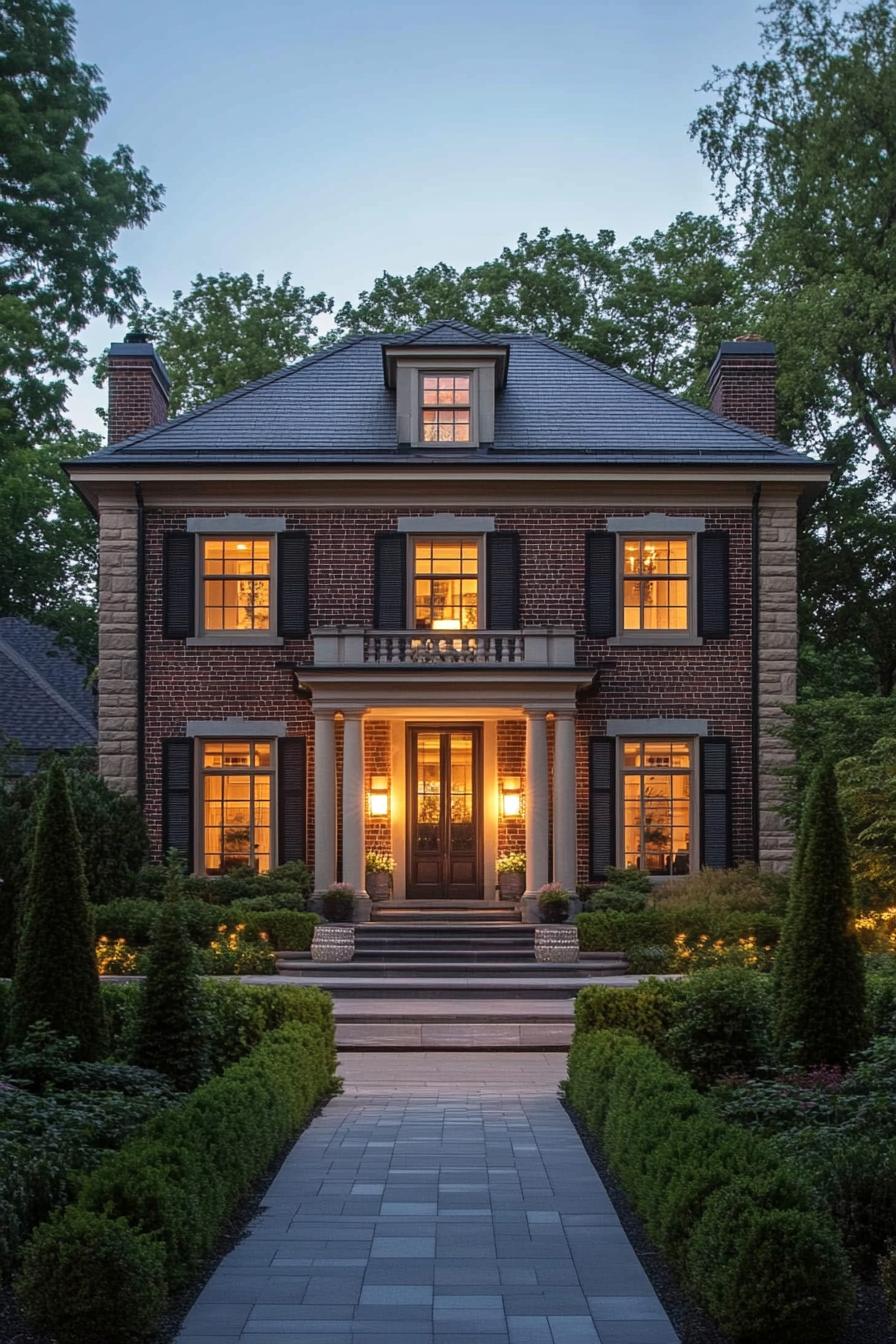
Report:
201,739,274,874
621,738,693,876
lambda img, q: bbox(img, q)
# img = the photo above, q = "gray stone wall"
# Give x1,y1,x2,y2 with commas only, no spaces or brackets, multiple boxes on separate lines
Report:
758,496,798,869
97,505,139,795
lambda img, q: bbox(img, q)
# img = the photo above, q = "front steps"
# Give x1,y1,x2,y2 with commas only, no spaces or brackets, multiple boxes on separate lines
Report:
275,908,628,1048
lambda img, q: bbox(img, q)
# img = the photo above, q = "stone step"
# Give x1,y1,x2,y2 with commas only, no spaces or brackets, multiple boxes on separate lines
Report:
335,1020,572,1050
271,973,617,997
372,907,521,923
277,955,623,974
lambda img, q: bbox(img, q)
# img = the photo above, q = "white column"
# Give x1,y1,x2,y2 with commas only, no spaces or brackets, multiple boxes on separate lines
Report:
552,711,578,892
313,710,337,892
341,710,366,893
524,708,549,894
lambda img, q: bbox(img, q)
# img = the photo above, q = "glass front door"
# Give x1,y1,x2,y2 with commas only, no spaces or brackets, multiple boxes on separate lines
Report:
407,726,482,899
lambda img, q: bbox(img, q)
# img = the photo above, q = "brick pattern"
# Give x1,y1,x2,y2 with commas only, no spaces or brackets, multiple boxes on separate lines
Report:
107,356,169,444
122,503,769,878
708,354,777,438
496,720,526,858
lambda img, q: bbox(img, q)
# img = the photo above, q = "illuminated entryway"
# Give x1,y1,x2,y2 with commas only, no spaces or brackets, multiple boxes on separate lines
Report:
407,725,482,899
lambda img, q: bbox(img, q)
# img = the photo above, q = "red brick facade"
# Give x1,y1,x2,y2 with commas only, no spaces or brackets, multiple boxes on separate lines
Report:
107,354,169,445
708,345,777,438
142,504,753,884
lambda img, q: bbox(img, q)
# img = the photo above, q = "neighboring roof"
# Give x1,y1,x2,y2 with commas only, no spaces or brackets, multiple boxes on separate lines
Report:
0,618,96,769
70,318,818,469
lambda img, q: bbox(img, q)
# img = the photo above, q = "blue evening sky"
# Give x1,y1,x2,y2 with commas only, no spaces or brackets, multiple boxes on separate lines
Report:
69,0,762,433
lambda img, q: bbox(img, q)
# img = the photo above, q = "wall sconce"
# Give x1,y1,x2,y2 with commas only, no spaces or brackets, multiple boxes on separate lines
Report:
368,774,390,818
501,775,522,818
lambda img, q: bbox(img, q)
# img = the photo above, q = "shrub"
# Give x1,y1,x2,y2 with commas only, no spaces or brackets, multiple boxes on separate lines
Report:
537,884,571,923
882,1244,896,1330
199,922,276,975
566,1030,853,1343
497,851,526,874
181,860,311,910
574,978,684,1047
0,755,148,911
576,906,781,955
16,1018,337,1338
625,943,674,973
243,909,318,950
366,851,395,873
868,967,896,1034
16,1208,165,1343
665,968,773,1087
775,760,867,1066
136,866,209,1090
10,760,105,1059
654,864,789,914
95,936,140,975
322,883,355,921
1,1024,170,1098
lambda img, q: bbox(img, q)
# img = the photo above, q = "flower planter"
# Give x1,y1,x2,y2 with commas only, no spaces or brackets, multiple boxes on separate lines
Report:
311,925,355,963
498,871,525,901
534,926,579,963
366,871,392,901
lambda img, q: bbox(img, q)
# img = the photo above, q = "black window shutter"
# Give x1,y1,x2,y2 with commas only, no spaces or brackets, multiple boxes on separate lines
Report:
585,532,617,637
374,533,407,629
163,532,195,639
162,739,193,867
589,737,616,878
277,531,310,638
700,737,732,869
486,531,520,629
697,531,730,638
278,736,307,864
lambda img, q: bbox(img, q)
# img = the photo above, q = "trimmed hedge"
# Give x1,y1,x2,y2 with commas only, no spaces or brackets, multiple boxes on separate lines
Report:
574,978,684,1047
576,907,781,954
100,980,335,1074
566,1030,853,1343
91,900,318,952
16,1017,337,1342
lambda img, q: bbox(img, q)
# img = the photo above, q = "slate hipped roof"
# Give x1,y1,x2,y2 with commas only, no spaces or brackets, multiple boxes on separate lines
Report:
74,319,816,468
0,618,96,772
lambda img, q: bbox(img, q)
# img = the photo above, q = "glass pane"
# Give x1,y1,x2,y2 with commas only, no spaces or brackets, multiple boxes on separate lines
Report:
622,741,641,767
449,733,474,854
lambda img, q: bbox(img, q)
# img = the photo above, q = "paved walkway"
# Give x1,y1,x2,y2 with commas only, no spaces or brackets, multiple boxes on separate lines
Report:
177,1053,678,1344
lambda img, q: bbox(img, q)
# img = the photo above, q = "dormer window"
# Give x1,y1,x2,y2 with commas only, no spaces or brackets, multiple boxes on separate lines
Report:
421,374,471,444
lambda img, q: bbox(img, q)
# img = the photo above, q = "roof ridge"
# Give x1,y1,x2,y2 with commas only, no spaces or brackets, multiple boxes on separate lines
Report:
0,633,96,740
388,318,495,346
91,332,374,456
524,332,789,452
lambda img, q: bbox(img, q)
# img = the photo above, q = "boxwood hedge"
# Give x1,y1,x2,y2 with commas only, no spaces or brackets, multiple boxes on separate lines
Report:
16,1015,337,1343
566,1029,853,1343
575,907,781,954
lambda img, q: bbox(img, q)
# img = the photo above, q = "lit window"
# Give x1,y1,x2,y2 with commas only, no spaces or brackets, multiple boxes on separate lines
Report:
413,539,479,631
202,538,270,632
622,538,689,631
202,739,273,874
421,374,471,443
622,739,692,876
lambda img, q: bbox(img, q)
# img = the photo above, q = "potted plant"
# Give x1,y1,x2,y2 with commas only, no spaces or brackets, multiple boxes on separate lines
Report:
496,851,526,901
537,883,571,923
321,882,355,922
365,851,395,901
534,884,578,961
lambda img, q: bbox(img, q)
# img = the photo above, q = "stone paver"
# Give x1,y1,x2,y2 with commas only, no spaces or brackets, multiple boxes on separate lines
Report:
177,1053,678,1344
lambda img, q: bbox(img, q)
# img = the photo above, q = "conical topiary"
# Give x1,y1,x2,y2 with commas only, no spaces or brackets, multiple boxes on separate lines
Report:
136,854,209,1090
9,758,105,1058
774,759,866,1066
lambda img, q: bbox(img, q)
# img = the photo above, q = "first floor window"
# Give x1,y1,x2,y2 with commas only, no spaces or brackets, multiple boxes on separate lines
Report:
622,537,689,632
201,537,271,631
202,739,273,874
622,739,692,876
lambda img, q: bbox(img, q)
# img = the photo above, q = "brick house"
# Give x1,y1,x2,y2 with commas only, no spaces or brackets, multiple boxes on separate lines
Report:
67,321,826,903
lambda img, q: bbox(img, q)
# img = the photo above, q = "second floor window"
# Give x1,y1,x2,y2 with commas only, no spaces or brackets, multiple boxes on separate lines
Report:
413,538,479,631
622,537,689,632
421,374,471,443
202,537,271,632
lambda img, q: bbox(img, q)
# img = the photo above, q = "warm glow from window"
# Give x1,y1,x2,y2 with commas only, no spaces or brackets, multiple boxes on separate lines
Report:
421,374,471,443
622,537,689,631
202,538,271,631
622,739,691,877
414,539,479,631
202,739,272,874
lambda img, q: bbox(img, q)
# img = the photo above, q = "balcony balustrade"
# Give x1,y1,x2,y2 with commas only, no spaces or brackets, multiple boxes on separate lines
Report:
312,626,577,669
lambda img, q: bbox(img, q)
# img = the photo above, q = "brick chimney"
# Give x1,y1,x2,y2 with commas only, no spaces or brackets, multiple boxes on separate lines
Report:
708,336,777,438
107,331,170,444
